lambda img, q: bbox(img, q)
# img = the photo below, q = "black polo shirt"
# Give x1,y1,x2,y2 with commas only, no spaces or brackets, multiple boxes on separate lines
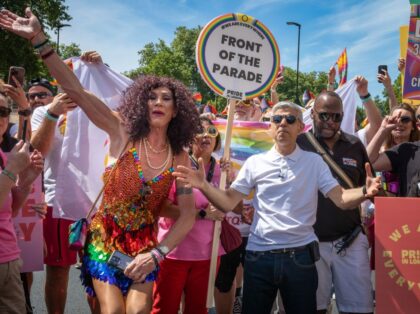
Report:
297,131,369,241
385,141,420,197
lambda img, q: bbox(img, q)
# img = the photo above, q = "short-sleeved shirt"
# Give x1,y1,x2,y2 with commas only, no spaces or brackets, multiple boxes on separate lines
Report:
297,131,369,241
385,141,420,197
230,145,338,251
31,106,64,211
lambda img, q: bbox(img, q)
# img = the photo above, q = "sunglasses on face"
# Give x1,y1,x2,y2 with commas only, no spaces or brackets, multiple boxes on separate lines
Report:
417,114,420,122
313,108,343,123
0,107,12,117
197,125,219,138
271,114,297,125
27,92,50,100
399,116,413,124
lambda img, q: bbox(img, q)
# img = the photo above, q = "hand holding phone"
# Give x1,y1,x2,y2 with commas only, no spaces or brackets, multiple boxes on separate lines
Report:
377,65,388,83
107,250,134,272
8,66,25,88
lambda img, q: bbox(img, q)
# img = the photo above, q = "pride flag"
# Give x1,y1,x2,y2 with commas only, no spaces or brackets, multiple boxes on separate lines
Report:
337,48,348,87
212,120,273,169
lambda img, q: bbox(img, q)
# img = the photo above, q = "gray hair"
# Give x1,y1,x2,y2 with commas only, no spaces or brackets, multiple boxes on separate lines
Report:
271,101,303,122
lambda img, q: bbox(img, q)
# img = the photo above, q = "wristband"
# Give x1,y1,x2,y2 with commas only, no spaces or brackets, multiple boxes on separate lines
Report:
40,49,55,60
359,93,371,100
150,251,159,268
29,29,42,42
1,169,17,183
45,110,59,122
33,38,49,50
151,248,165,263
18,108,32,117
362,185,368,197
361,95,372,104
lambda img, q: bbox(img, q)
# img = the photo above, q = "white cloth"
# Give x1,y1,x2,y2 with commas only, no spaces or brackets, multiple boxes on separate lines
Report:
31,106,64,210
54,58,133,219
316,232,374,312
302,79,360,135
231,145,338,251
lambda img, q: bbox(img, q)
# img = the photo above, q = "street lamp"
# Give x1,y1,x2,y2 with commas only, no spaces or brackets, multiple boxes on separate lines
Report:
286,21,301,105
56,22,71,55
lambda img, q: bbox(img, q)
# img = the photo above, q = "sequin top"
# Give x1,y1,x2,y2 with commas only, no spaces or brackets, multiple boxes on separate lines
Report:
87,148,174,262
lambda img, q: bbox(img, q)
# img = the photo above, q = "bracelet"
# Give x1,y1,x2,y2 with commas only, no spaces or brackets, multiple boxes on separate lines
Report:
1,169,17,184
41,49,55,60
361,95,372,104
151,248,165,263
33,38,49,50
359,93,371,100
150,251,159,268
36,43,52,55
362,185,368,197
45,110,59,122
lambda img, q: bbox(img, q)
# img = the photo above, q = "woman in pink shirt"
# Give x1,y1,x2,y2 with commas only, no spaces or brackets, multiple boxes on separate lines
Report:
152,116,230,314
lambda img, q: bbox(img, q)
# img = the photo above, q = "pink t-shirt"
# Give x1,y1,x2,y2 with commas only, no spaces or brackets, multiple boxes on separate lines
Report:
158,162,225,261
0,149,20,263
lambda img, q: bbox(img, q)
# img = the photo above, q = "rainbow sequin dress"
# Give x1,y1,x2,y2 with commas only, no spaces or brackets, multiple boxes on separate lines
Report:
80,147,174,296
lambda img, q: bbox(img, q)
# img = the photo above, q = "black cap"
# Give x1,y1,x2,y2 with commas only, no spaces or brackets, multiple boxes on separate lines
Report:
28,78,56,95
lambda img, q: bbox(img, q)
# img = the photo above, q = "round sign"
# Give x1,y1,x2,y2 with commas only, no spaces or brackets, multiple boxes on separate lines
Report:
196,13,280,100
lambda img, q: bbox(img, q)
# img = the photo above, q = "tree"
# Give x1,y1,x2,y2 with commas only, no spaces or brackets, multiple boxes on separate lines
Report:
57,42,82,60
0,0,71,83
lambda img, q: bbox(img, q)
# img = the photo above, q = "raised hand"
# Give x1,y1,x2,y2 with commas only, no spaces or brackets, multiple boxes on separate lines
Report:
364,163,382,198
49,93,78,116
380,114,399,133
81,51,104,64
355,75,369,96
173,157,206,190
0,8,42,40
5,141,31,175
377,70,392,88
3,77,29,109
397,58,405,73
328,66,336,84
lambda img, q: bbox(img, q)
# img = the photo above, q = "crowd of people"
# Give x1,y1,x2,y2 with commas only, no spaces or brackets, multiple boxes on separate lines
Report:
0,6,419,314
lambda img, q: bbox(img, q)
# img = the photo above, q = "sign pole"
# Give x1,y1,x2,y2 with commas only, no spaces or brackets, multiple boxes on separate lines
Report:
206,99,236,308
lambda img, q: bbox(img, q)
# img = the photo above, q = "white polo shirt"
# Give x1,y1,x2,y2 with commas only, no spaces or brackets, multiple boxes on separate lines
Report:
231,145,338,251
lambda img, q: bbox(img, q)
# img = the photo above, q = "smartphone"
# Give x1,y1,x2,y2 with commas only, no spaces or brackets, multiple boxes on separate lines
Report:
8,66,25,88
107,250,134,272
22,120,28,142
377,65,388,82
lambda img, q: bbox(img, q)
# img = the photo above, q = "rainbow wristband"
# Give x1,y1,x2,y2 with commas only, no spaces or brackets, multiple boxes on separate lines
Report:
1,169,17,183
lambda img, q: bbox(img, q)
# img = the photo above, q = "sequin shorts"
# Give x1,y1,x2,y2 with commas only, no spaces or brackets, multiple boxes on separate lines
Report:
80,254,159,296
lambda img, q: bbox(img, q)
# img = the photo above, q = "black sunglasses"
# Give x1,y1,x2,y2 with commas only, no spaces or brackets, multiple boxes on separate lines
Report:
0,107,12,117
27,92,50,100
313,108,343,123
416,114,420,122
271,114,297,125
399,116,413,124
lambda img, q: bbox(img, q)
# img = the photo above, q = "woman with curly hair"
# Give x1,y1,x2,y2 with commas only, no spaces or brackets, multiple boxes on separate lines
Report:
0,8,200,313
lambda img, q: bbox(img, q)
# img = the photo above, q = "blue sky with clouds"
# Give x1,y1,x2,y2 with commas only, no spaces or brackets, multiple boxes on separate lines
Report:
53,0,409,98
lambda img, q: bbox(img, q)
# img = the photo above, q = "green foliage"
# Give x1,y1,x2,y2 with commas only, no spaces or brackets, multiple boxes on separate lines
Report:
57,42,82,59
0,0,71,83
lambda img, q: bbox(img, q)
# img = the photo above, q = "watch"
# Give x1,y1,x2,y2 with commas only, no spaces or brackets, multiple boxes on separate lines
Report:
156,245,170,257
198,209,207,219
18,108,32,117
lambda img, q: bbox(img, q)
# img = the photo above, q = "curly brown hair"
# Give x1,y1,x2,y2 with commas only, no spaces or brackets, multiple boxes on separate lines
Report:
117,75,201,155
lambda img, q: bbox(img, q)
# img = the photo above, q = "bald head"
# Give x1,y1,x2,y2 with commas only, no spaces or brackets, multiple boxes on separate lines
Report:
314,91,343,112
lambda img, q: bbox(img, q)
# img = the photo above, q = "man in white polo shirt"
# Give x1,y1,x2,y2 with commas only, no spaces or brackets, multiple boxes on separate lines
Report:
174,101,381,314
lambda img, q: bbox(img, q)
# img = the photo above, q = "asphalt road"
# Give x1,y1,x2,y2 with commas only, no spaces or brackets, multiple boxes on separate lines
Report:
31,266,90,314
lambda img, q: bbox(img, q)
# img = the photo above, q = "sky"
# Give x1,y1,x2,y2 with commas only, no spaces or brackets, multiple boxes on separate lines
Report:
51,0,409,98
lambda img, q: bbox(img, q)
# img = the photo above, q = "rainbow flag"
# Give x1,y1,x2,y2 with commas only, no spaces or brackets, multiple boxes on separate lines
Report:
336,48,348,87
212,119,273,169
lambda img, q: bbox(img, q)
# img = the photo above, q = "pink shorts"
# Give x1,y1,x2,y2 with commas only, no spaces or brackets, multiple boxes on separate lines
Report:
43,206,77,267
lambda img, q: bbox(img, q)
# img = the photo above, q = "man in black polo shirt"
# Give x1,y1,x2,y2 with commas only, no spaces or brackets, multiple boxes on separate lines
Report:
297,90,374,314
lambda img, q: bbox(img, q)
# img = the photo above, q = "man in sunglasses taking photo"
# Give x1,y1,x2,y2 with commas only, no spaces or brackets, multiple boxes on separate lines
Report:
174,101,381,314
297,90,374,314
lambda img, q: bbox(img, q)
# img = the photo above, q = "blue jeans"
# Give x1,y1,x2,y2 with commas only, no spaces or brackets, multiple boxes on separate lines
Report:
242,248,318,314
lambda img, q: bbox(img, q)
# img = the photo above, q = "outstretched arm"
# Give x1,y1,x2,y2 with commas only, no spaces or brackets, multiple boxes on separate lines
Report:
173,157,244,212
0,8,121,140
327,163,381,209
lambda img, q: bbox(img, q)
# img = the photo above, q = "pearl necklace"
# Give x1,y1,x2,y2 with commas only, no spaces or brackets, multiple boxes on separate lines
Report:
145,137,168,154
142,138,172,171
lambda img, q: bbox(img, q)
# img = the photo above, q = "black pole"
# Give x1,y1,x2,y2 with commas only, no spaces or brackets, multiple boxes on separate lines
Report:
296,25,301,105
56,27,60,55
